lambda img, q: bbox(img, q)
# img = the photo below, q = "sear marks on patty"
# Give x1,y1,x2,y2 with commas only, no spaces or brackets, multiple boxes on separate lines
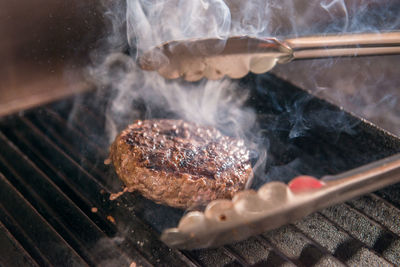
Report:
109,119,253,209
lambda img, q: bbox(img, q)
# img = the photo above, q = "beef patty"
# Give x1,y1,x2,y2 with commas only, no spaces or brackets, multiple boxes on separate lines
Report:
109,119,253,209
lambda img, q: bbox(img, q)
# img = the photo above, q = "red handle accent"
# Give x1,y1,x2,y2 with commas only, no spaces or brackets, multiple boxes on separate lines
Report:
289,176,325,193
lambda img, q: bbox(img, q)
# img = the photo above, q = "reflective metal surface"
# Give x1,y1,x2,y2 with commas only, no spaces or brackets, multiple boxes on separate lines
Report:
139,36,291,81
139,32,400,81
162,153,400,249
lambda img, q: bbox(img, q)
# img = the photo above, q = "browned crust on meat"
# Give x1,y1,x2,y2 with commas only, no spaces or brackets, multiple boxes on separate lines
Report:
110,119,252,209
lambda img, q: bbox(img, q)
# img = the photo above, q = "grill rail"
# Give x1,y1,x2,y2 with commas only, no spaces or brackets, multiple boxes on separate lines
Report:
1,75,400,266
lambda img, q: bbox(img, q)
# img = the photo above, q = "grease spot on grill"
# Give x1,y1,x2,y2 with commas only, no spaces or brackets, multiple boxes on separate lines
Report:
107,215,116,224
109,187,129,200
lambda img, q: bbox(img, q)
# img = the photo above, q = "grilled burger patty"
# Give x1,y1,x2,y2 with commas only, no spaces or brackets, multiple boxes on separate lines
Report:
109,119,253,209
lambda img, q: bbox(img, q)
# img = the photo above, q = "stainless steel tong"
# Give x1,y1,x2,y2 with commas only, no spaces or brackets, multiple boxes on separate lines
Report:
162,153,400,249
138,32,400,81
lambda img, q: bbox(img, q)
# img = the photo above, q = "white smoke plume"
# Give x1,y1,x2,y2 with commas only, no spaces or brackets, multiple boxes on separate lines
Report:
89,0,400,184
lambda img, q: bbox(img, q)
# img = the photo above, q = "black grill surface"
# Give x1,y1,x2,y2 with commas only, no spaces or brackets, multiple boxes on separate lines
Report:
1,74,400,266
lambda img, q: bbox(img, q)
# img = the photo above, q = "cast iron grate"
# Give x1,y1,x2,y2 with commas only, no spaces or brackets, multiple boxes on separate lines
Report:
0,74,399,266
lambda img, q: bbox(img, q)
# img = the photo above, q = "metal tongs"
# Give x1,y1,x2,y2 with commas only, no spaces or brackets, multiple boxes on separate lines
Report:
162,153,400,249
139,32,400,81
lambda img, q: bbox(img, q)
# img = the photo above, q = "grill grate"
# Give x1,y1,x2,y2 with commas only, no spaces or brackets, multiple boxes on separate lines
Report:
0,74,399,266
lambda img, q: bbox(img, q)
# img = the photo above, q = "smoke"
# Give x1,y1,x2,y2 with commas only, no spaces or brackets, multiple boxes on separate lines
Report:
87,0,400,193
70,1,400,251
90,52,257,140
127,0,231,51
89,0,275,154
270,1,400,136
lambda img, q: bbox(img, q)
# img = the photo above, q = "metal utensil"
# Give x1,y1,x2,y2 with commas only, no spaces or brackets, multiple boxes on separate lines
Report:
138,32,400,81
161,153,400,249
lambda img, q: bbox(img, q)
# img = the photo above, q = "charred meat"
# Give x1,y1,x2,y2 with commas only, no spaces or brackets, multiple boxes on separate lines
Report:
109,119,253,209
